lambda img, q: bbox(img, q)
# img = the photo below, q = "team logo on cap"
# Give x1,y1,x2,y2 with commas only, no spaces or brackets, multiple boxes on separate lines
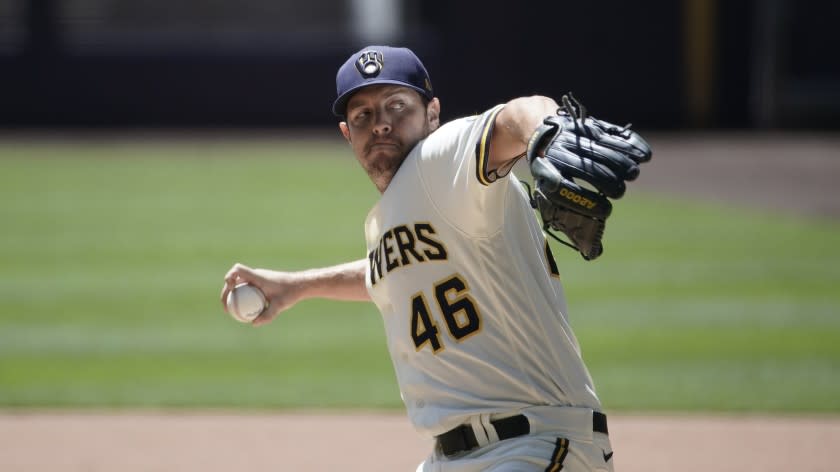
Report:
355,50,384,78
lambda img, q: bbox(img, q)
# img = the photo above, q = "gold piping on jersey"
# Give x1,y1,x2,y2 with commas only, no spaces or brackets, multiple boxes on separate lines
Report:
474,105,505,186
544,437,570,472
544,240,561,279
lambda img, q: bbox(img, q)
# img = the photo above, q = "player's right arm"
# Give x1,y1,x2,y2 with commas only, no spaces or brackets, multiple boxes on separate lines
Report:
220,259,370,326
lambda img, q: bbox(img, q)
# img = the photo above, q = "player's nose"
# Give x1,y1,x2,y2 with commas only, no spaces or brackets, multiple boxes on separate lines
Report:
373,114,392,135
373,124,391,135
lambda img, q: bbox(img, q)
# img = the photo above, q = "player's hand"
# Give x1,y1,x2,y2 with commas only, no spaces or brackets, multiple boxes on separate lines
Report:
220,263,302,326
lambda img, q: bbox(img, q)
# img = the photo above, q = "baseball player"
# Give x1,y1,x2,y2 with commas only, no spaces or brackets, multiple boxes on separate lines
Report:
221,45,650,471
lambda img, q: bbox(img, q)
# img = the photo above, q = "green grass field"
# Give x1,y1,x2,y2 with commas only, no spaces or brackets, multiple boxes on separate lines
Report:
1,138,839,412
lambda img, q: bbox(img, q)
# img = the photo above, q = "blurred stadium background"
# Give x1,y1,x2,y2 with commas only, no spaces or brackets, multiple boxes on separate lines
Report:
1,1,839,471
2,0,839,129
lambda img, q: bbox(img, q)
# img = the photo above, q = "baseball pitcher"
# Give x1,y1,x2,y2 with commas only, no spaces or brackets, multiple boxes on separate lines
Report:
221,45,651,471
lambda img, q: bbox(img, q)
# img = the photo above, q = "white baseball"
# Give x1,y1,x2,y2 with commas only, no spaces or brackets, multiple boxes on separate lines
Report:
226,283,267,323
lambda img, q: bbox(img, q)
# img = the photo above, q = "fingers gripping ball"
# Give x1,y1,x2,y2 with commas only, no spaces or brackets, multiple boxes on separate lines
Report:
226,283,268,323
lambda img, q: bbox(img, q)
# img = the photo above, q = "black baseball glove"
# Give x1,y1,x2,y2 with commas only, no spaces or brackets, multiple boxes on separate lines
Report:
525,93,652,260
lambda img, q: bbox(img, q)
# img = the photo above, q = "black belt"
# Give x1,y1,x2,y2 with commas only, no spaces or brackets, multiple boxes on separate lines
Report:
436,412,608,457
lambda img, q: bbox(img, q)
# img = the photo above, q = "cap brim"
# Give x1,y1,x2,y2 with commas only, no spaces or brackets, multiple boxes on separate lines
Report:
332,80,432,117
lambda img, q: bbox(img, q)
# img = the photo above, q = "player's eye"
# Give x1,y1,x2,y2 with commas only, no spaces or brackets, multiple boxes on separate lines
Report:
351,111,370,124
390,101,406,111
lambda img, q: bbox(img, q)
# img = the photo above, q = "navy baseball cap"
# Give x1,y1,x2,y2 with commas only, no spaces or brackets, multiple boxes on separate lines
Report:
332,45,434,117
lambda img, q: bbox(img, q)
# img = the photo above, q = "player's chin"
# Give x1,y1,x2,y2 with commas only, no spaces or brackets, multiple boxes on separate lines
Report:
366,159,404,187
368,149,406,169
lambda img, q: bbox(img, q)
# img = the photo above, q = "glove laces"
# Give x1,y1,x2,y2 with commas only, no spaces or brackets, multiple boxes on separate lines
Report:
560,93,588,136
560,92,635,137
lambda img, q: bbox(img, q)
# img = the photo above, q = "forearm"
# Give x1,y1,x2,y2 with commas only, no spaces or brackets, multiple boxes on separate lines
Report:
503,96,560,143
221,259,370,326
489,96,559,169
293,259,370,302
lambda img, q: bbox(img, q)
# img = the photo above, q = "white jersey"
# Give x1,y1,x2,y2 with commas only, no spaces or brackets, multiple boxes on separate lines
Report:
363,105,602,438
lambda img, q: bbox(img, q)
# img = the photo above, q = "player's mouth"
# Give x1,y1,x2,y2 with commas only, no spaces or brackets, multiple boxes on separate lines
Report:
367,141,400,152
370,140,398,147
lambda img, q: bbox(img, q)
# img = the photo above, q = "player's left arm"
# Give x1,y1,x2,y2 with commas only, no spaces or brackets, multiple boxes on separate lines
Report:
487,96,559,172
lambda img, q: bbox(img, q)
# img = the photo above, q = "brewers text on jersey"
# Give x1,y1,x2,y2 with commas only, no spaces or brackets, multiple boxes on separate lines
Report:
368,222,448,286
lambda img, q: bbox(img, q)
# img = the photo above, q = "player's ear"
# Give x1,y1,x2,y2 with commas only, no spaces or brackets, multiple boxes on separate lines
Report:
427,98,441,131
339,122,352,143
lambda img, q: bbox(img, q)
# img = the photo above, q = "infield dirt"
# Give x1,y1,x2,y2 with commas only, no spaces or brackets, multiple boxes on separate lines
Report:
1,412,838,471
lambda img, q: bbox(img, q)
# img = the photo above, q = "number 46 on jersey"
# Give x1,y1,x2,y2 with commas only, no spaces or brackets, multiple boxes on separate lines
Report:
411,273,481,353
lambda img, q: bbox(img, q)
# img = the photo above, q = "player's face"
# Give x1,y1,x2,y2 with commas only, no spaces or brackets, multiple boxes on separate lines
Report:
340,85,440,193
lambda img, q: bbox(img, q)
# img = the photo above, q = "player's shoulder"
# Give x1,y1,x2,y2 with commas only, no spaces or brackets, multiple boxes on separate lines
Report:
439,106,502,133
433,113,481,138
421,107,501,151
